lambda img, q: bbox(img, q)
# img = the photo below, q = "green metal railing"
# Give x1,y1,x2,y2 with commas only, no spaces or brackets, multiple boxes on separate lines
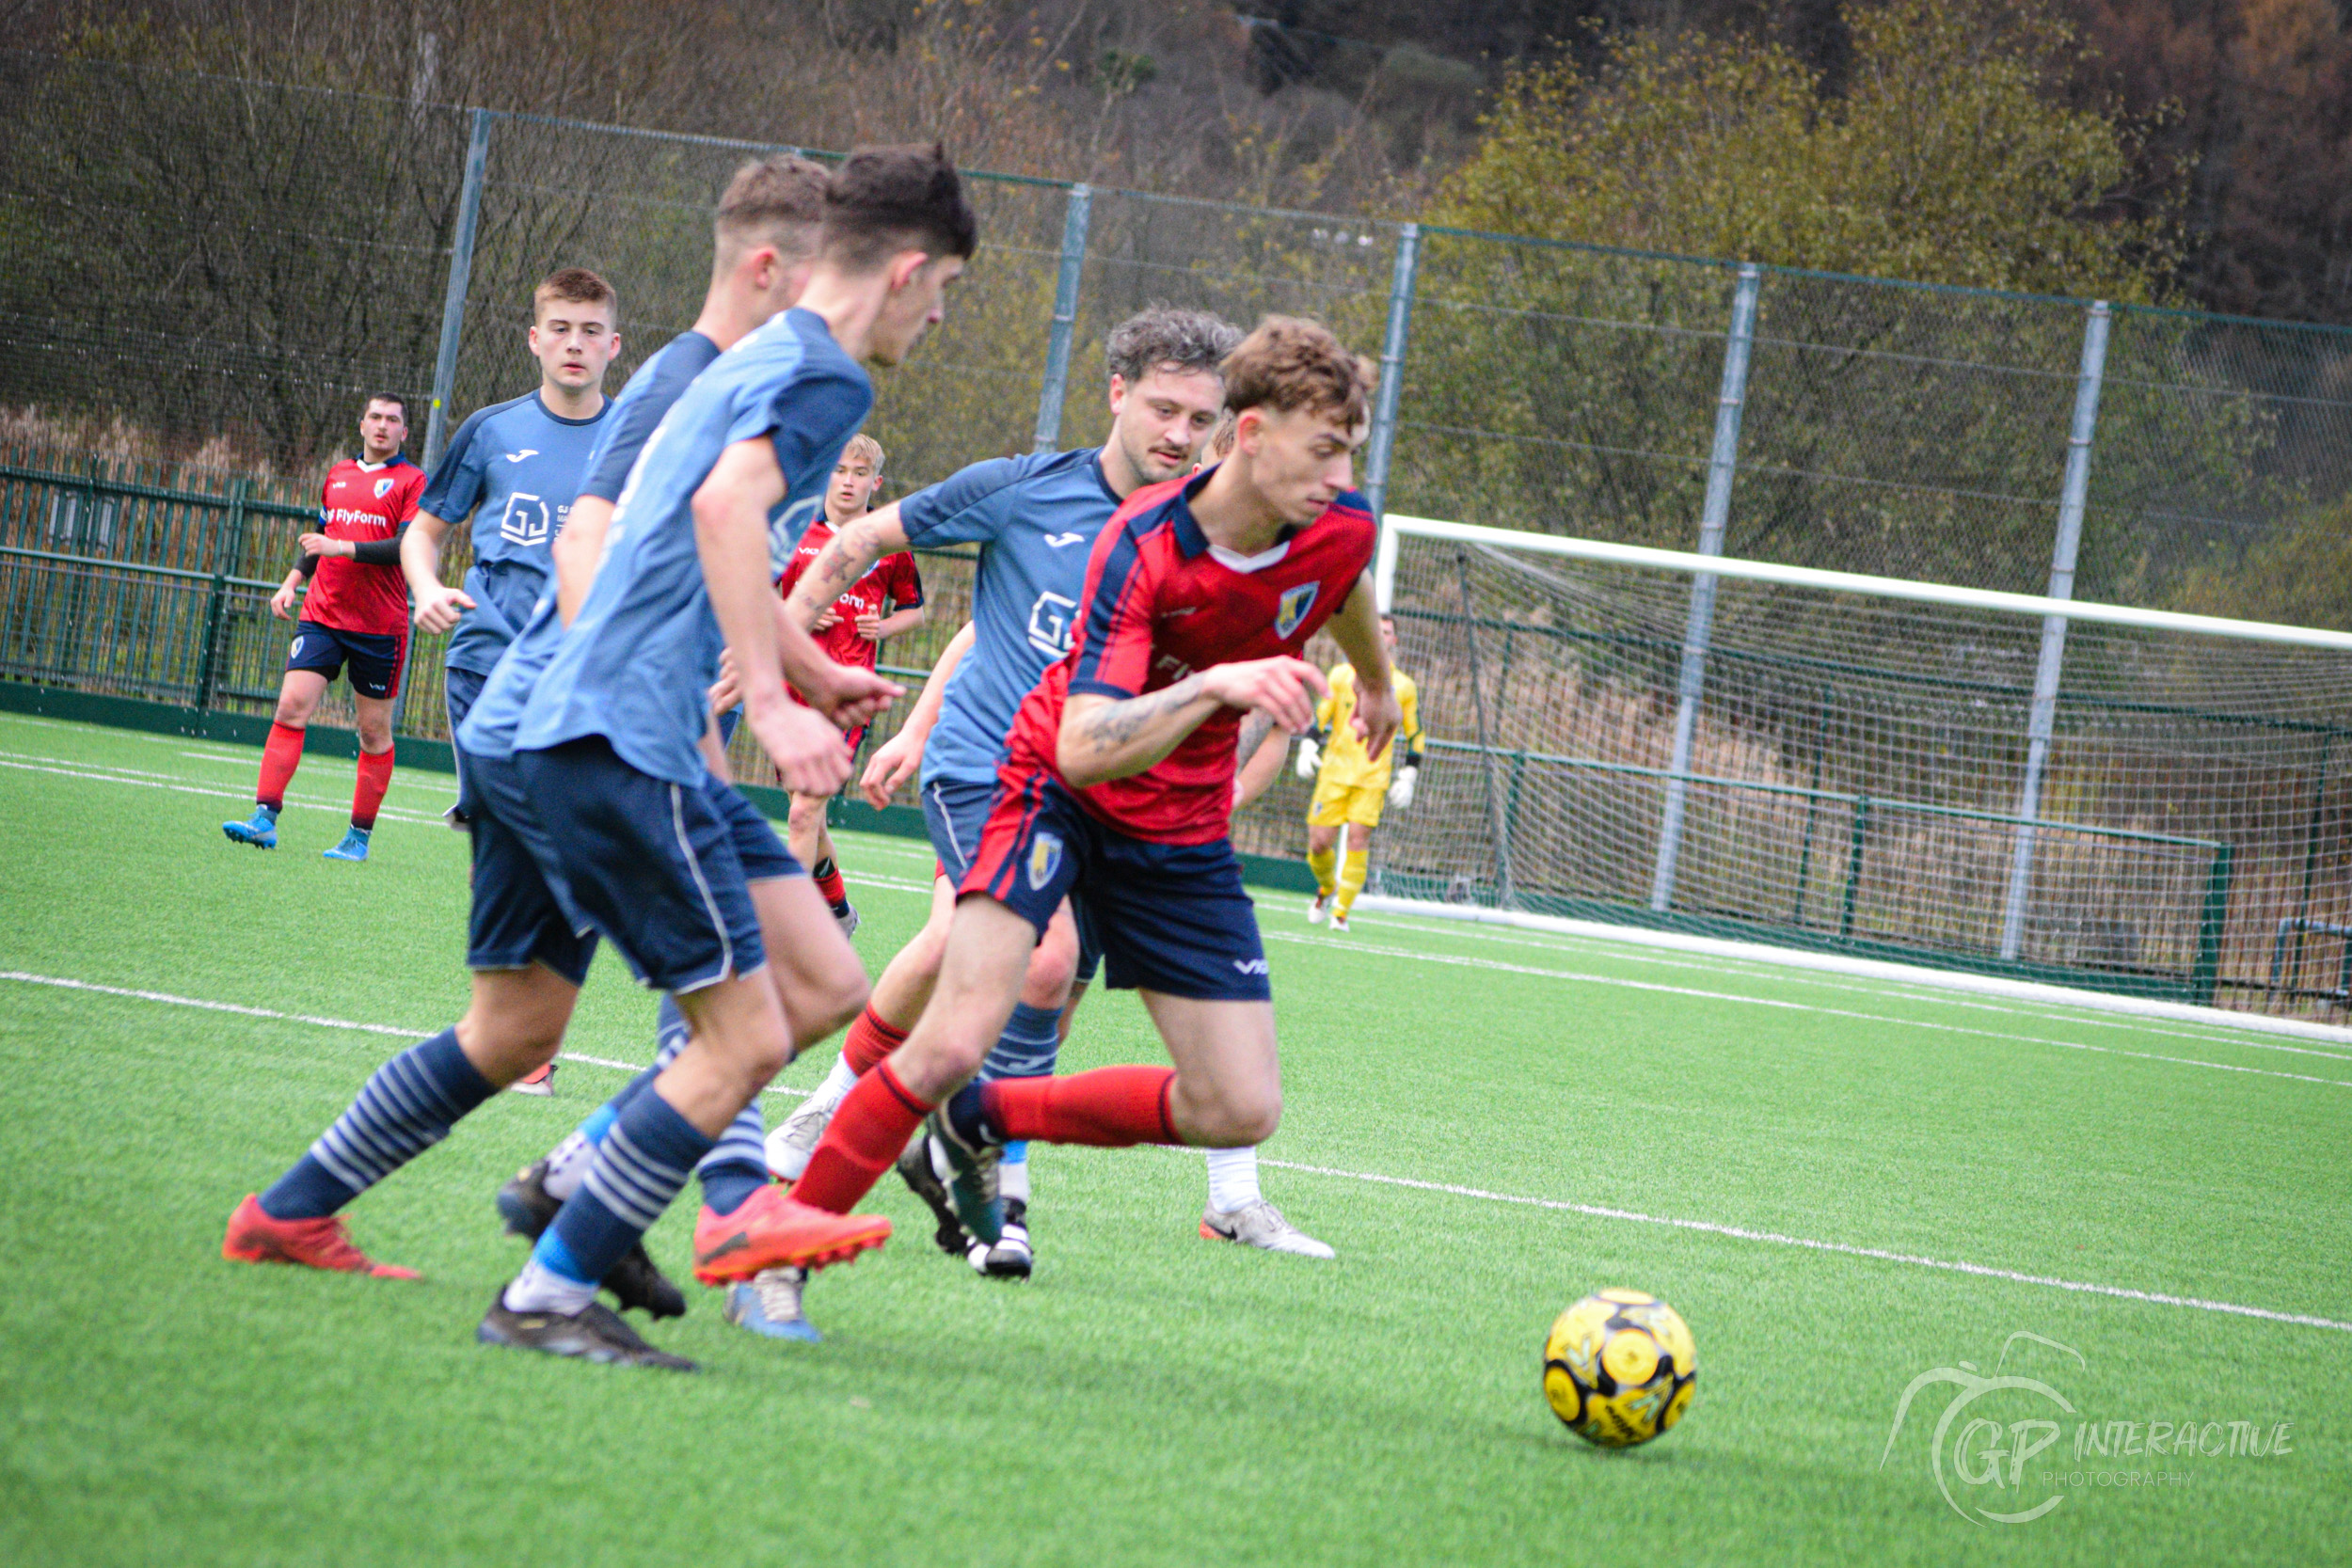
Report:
1420,736,2235,1002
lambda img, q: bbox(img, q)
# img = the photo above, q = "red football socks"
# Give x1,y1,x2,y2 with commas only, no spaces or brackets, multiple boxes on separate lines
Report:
351,745,394,831
984,1066,1180,1148
841,1005,909,1076
257,721,306,811
813,856,849,910
790,1061,933,1215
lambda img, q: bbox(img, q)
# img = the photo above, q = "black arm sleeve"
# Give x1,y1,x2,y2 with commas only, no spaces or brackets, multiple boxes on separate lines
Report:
346,522,408,566
297,554,320,578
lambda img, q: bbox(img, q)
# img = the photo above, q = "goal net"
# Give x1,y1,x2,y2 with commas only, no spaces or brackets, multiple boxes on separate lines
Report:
1341,516,2352,1020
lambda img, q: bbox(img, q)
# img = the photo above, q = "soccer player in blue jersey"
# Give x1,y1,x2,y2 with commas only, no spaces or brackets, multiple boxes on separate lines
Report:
766,308,1337,1280
219,158,884,1343
476,155,894,1338
451,145,976,1368
401,267,620,794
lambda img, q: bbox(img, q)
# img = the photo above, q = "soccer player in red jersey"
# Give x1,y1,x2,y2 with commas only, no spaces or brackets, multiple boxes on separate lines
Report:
223,393,426,861
772,433,926,932
782,316,1403,1257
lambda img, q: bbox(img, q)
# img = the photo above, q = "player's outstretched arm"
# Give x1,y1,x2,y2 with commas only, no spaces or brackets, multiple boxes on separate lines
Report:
550,495,614,626
693,436,864,795
400,511,473,634
860,620,974,808
1059,657,1327,788
1326,571,1400,763
785,503,909,631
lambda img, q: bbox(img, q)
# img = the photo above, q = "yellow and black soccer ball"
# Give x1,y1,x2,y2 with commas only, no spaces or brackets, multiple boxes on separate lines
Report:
1542,1289,1698,1448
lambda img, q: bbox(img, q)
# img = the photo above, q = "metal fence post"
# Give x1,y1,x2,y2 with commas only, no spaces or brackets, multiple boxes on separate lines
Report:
1031,182,1092,453
1649,261,1761,912
193,478,250,712
1366,221,1421,611
1999,300,2111,961
424,108,492,472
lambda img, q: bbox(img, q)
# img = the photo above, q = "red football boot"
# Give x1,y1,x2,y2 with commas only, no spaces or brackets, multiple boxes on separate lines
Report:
222,1193,421,1280
691,1187,891,1286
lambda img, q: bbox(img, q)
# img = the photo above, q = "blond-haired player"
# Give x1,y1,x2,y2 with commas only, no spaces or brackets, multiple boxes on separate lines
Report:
1296,614,1422,930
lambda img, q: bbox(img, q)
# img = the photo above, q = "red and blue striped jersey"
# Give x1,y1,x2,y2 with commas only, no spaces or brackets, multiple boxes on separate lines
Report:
1007,467,1376,844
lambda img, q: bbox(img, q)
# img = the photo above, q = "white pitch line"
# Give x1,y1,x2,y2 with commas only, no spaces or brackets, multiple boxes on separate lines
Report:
4,967,2338,1334
0,752,445,827
1256,1157,2352,1335
0,972,806,1089
1260,931,2352,1091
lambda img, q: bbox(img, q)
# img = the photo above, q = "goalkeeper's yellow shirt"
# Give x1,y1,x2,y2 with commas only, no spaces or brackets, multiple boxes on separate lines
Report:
1314,662,1422,790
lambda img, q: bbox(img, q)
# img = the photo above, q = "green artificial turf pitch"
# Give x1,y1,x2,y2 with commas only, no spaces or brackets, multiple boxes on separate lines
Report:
0,712,2346,1566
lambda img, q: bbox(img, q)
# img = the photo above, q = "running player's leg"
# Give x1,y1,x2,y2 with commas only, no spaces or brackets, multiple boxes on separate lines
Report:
768,771,985,1179
964,902,1083,1276
324,685,397,863
486,738,882,1366
1330,808,1376,929
225,659,328,846
224,756,589,1277
1304,816,1343,923
769,867,946,1174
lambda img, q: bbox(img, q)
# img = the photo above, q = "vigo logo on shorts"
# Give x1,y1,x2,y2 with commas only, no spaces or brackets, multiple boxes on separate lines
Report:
1026,831,1063,890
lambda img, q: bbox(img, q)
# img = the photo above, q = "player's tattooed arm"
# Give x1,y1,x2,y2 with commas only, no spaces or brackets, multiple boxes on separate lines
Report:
1060,657,1328,787
785,503,910,630
1325,571,1401,763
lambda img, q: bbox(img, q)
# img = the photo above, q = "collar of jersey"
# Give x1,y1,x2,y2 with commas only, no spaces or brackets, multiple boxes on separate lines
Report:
531,389,612,427
352,455,405,473
1168,464,1302,561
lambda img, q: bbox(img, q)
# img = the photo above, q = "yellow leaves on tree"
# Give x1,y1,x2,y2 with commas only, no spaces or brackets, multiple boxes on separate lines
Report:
1430,0,2182,301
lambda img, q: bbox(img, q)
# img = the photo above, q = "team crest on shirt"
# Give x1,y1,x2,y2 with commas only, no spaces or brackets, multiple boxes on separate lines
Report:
373,477,395,499
1274,582,1319,640
1026,832,1064,890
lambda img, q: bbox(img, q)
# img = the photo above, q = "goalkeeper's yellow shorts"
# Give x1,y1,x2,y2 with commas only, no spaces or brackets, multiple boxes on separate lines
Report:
1308,775,1386,830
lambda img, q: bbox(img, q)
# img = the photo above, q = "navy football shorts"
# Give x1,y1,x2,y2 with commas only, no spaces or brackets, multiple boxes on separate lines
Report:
514,736,766,993
959,768,1263,1003
463,749,598,986
924,774,1100,987
708,778,803,881
288,619,404,700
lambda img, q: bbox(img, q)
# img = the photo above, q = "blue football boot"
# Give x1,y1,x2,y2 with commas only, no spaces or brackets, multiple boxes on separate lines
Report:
322,825,371,862
222,804,278,848
723,1268,823,1342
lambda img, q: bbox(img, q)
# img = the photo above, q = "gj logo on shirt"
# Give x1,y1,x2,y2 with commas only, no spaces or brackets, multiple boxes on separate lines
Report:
500,492,550,547
373,477,395,499
1027,592,1077,657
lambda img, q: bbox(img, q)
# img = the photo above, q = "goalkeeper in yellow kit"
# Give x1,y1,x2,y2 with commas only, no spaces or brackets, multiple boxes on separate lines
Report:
1297,613,1423,931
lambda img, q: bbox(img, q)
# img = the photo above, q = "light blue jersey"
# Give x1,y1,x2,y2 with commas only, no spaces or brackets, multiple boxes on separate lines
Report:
513,309,872,787
421,391,612,676
899,448,1124,786
459,331,724,764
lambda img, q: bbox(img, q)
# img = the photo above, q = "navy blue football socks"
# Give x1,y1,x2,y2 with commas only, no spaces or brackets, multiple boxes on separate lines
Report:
533,1086,714,1289
259,1028,497,1220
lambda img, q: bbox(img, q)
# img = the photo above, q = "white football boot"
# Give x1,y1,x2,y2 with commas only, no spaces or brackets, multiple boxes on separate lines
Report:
1200,1199,1336,1259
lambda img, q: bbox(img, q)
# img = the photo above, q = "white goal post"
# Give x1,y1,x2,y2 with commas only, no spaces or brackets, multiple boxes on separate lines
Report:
1360,513,2352,1038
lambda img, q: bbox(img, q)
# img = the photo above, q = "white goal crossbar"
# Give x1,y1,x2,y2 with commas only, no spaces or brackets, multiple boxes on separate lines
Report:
1375,514,2352,651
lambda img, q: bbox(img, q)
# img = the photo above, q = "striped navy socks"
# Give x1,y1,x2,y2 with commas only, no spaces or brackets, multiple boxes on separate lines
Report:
258,1028,496,1221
